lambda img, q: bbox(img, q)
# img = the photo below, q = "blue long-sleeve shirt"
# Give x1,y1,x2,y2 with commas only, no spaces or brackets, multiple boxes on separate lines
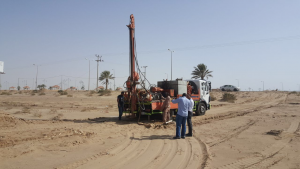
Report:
171,96,189,117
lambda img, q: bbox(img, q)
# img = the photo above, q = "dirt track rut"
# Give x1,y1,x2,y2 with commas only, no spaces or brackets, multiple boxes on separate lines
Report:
216,120,299,169
56,130,204,169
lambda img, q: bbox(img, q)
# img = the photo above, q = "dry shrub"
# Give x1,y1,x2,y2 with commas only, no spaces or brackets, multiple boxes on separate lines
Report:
52,113,63,120
22,107,31,114
33,112,42,118
18,91,23,94
67,94,73,97
1,91,12,95
39,92,46,95
210,93,216,101
289,91,300,96
222,93,236,103
58,90,68,95
48,109,57,114
31,93,35,96
81,107,97,112
98,90,112,96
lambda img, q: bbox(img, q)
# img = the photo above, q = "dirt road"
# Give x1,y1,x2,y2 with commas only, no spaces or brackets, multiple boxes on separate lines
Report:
0,90,299,168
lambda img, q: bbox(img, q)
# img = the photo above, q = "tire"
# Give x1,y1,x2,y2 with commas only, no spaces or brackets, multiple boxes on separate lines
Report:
196,103,206,116
170,110,175,120
221,88,225,91
234,88,238,91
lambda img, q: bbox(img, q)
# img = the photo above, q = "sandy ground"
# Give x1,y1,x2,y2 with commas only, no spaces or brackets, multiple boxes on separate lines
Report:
0,90,299,169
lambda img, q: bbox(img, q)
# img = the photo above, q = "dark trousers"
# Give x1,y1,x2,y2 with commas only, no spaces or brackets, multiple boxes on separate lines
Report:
176,114,187,138
187,111,193,135
118,105,124,120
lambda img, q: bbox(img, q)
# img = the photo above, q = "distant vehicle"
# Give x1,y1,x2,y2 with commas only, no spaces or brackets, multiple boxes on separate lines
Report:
220,85,240,91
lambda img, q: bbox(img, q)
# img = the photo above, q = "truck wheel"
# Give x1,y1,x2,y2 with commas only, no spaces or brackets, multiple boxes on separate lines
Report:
196,103,206,116
170,110,175,120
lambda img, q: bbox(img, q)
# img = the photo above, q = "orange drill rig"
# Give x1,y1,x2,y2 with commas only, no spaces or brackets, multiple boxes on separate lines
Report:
123,14,212,118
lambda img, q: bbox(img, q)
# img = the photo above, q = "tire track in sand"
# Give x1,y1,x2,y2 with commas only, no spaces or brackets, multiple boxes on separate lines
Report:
55,132,136,169
216,120,299,169
63,130,204,169
208,120,257,147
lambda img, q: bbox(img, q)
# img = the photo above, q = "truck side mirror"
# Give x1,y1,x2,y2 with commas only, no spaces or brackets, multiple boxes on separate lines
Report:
208,82,212,92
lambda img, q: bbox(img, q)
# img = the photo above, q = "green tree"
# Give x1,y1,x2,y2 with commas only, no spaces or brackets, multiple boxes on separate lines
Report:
37,84,46,90
99,70,114,90
191,63,213,80
17,86,21,91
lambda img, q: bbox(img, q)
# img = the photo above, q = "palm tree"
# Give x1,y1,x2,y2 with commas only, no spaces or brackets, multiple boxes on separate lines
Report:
191,63,213,80
99,70,114,90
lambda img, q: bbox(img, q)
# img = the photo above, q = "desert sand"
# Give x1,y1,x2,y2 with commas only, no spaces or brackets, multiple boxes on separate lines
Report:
0,90,299,169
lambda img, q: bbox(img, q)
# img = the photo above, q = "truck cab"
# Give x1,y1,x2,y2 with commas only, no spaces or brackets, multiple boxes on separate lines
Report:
186,79,211,115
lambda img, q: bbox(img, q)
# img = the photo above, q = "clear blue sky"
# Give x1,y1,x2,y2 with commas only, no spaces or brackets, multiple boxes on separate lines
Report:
1,0,300,91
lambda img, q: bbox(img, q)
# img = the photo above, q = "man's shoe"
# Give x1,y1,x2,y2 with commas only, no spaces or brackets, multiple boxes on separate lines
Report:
186,134,193,137
181,136,185,139
173,136,180,139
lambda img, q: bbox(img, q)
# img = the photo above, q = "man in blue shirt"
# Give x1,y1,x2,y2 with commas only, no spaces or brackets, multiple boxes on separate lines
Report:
171,93,189,139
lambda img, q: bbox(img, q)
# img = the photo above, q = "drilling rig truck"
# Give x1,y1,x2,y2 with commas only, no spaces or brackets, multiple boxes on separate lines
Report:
123,14,211,118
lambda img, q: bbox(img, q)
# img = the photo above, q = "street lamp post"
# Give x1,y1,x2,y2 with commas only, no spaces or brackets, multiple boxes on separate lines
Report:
236,79,239,87
33,64,39,90
261,81,264,91
85,58,90,91
43,79,47,86
95,55,104,90
112,69,115,90
168,49,174,80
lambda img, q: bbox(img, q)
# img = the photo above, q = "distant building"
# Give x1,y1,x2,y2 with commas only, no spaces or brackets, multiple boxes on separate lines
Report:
97,86,104,90
23,86,30,90
9,86,15,90
51,85,60,90
116,87,123,91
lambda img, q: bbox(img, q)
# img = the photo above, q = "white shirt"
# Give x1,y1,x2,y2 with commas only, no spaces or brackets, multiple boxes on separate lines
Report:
188,98,194,112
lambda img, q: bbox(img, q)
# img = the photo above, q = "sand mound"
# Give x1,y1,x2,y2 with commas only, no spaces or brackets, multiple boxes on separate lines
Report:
0,115,26,127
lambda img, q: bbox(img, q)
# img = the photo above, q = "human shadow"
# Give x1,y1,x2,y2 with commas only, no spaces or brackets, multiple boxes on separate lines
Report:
63,115,161,125
130,134,174,140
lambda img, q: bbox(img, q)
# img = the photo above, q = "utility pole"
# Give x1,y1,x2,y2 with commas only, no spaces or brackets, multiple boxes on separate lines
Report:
168,49,174,80
236,79,239,87
112,69,115,90
66,78,71,89
261,81,264,91
95,55,104,90
60,75,63,90
33,64,39,89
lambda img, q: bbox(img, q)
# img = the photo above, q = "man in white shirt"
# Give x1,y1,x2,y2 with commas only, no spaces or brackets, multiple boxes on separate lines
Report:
186,94,194,137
